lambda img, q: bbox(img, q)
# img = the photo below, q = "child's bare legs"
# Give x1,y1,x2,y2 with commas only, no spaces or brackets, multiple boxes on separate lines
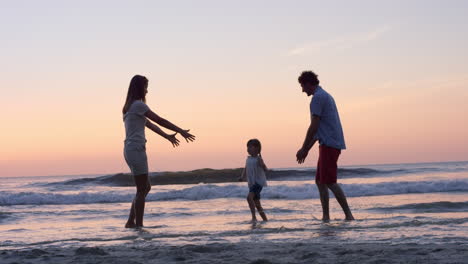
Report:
126,174,151,228
247,193,257,222
254,199,268,221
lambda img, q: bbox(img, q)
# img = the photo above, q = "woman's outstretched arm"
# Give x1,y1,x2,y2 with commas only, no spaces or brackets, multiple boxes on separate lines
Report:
145,121,180,147
145,110,196,142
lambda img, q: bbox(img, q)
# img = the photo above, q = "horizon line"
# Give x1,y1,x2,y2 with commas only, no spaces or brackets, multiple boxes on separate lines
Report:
2,160,467,179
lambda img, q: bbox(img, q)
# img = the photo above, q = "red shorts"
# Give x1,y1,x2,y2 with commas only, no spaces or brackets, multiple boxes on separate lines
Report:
315,145,341,184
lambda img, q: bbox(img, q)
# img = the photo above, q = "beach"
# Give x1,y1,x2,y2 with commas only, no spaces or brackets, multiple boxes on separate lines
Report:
2,241,467,264
2,1,468,262
1,162,467,263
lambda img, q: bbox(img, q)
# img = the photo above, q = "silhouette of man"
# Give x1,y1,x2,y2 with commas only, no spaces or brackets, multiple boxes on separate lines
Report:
296,71,354,221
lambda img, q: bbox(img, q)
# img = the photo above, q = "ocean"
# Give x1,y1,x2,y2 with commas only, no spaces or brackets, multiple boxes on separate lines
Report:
1,161,467,261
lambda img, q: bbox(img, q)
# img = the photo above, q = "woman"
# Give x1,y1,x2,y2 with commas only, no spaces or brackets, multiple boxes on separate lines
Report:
122,75,195,228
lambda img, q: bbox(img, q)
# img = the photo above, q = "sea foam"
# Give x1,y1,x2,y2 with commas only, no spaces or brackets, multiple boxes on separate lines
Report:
2,179,467,206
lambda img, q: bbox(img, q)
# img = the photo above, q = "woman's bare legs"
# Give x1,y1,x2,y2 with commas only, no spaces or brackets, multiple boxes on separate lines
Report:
125,174,151,228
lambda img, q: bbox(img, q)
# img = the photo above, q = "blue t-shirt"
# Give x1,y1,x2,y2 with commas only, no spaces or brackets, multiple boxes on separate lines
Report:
310,86,346,150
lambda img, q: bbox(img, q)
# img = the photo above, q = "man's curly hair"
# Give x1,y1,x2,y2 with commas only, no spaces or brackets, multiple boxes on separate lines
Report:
298,71,320,86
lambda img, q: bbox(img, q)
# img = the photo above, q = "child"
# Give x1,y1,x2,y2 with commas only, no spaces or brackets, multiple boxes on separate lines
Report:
239,139,268,222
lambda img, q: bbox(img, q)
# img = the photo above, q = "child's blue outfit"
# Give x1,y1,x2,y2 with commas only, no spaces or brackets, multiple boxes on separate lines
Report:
245,156,268,199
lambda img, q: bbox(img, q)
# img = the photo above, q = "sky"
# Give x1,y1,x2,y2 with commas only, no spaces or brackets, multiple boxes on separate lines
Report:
1,0,467,177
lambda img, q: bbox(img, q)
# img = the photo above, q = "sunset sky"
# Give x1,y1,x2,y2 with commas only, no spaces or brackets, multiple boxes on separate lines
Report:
1,0,467,177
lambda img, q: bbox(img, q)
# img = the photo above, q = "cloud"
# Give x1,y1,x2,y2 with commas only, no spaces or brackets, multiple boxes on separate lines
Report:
288,25,393,56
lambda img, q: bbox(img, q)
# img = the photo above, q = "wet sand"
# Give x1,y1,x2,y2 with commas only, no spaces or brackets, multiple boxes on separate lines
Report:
2,241,467,264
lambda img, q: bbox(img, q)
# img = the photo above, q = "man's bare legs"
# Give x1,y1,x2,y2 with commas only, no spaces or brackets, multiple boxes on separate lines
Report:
328,183,354,220
316,183,330,221
316,182,354,221
125,174,151,228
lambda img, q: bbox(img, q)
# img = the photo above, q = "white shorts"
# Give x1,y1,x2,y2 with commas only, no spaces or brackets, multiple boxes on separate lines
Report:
124,143,148,176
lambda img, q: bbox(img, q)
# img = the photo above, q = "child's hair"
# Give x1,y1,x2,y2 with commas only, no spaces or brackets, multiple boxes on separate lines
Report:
247,138,262,153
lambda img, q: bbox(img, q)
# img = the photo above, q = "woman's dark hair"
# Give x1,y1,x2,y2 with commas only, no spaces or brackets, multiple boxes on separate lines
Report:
298,71,319,86
122,75,148,114
247,138,262,153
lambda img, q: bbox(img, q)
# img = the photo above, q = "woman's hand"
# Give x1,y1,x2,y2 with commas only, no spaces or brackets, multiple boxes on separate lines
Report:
180,129,196,143
166,133,180,147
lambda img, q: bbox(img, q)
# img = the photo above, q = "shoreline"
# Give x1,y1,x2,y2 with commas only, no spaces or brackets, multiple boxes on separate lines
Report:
2,241,467,264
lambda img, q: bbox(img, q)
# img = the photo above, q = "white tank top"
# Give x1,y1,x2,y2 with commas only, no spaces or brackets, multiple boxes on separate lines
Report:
245,156,268,187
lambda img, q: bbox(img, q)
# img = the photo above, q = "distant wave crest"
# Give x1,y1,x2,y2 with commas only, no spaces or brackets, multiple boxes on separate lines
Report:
43,166,448,187
3,179,468,206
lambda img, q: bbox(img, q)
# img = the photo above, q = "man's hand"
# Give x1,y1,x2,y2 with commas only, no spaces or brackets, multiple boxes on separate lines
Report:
296,148,309,164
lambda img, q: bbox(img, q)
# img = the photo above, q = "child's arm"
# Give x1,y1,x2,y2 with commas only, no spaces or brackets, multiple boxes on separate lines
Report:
238,167,246,181
258,155,268,172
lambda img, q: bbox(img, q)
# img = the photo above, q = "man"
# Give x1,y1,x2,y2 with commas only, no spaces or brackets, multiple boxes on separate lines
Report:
296,71,354,221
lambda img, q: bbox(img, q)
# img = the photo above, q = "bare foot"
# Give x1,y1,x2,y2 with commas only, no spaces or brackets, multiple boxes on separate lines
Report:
125,222,137,228
345,215,355,221
249,218,257,224
322,217,330,222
